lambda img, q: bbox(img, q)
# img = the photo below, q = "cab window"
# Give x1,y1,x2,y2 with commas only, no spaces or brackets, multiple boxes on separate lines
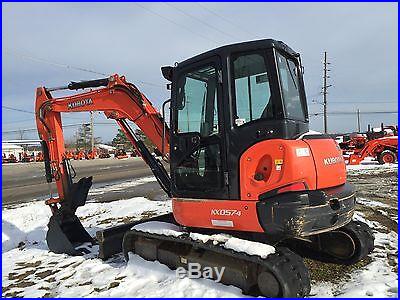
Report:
232,51,273,126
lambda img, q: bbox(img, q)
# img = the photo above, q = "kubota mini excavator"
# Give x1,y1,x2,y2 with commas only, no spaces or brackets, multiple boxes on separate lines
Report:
35,39,374,297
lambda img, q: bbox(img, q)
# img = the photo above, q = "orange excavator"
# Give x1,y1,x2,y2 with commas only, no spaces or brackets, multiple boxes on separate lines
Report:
35,39,374,297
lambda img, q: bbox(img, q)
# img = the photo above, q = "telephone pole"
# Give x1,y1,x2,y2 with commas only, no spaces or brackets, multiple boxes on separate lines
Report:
90,111,94,152
322,51,331,134
356,109,361,132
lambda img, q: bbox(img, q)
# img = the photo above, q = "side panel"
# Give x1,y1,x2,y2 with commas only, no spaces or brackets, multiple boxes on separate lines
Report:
303,138,346,189
172,198,264,232
239,139,317,200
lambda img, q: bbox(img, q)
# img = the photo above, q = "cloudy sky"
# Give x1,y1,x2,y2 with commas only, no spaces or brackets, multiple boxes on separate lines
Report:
2,2,398,142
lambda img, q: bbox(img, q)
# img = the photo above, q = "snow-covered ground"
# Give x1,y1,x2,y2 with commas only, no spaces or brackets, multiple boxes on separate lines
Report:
2,164,398,298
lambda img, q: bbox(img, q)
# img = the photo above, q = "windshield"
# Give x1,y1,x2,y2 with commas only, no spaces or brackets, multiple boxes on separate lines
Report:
276,52,305,121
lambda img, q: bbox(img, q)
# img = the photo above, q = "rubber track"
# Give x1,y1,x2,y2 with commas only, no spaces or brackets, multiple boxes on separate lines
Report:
264,247,311,297
123,229,311,297
280,220,375,265
338,220,375,265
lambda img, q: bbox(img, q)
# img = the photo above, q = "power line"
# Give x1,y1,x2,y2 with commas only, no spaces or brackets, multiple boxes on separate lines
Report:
2,123,86,134
310,100,397,104
134,3,219,45
2,122,115,134
196,3,258,38
310,111,397,116
4,49,164,88
4,49,108,76
2,106,35,115
165,2,236,41
3,119,34,124
2,105,85,120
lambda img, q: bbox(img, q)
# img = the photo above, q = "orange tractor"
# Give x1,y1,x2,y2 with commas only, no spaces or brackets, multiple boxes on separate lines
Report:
35,39,374,297
2,153,18,163
35,151,44,162
114,145,128,159
85,148,97,160
340,124,398,165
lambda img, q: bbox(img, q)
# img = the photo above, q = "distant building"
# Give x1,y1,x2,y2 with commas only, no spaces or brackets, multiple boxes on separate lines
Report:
2,143,23,159
96,144,115,151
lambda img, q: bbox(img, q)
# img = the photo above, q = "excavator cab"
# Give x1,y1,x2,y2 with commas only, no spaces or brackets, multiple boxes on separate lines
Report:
164,40,309,200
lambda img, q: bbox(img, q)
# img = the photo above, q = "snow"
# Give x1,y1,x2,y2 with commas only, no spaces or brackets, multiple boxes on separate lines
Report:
88,176,156,196
132,222,275,258
2,143,23,150
347,162,398,174
2,197,169,253
190,232,276,258
2,165,398,298
132,221,184,237
311,227,398,298
297,130,323,139
223,237,275,258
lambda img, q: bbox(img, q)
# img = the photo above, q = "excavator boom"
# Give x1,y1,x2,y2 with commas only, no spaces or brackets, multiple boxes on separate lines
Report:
35,74,171,255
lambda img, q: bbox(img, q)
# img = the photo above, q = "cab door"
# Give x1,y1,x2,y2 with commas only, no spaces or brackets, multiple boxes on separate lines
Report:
170,57,228,199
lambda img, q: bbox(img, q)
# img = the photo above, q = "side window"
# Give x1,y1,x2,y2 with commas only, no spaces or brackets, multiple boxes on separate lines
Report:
232,52,273,126
177,66,218,137
174,64,223,192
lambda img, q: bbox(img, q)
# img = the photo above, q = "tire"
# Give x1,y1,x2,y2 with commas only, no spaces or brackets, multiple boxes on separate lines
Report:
378,150,397,164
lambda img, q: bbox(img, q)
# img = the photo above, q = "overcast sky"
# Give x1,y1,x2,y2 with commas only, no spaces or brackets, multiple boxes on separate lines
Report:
2,2,398,142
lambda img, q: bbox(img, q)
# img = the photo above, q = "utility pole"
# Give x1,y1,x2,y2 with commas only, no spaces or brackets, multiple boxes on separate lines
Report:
356,109,361,132
90,111,95,152
322,51,331,134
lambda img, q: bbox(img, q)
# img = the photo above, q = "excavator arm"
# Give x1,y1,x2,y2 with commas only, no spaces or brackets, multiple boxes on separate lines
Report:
35,74,171,255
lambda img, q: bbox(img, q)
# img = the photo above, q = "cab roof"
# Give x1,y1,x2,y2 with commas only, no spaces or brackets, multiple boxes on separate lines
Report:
177,39,299,69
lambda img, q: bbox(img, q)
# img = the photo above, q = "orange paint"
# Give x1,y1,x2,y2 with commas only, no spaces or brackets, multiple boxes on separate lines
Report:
173,198,264,232
239,139,317,200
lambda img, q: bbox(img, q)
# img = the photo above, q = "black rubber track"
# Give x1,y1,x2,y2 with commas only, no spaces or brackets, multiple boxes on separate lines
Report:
279,220,375,265
260,247,311,297
122,228,311,298
337,220,375,265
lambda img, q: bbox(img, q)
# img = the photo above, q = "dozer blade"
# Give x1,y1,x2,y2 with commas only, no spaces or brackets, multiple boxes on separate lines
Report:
97,213,174,259
47,214,94,256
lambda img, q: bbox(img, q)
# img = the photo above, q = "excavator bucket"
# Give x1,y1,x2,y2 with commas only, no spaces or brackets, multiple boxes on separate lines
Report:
46,176,94,256
46,214,94,255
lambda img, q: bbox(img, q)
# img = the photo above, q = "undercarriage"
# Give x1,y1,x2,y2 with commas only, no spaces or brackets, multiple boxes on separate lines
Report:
93,211,374,297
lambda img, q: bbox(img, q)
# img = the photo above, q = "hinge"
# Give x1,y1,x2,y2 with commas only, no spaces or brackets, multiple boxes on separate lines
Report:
218,70,223,84
224,171,229,186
